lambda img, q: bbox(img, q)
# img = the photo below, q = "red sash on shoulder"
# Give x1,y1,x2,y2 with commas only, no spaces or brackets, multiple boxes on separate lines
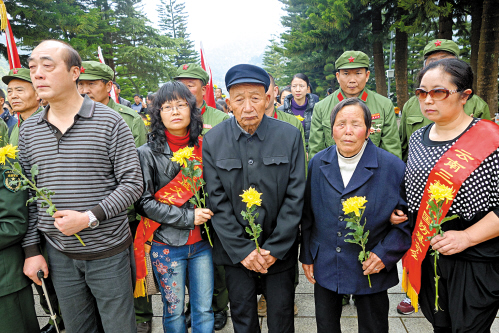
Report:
402,120,499,311
133,140,203,298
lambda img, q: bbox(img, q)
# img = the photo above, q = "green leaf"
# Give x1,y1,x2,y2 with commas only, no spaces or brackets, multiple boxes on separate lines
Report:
26,197,37,204
245,226,252,235
254,212,259,219
40,201,48,208
12,162,22,173
440,215,459,224
46,204,56,216
189,198,197,206
344,239,357,244
358,252,364,262
193,168,202,178
30,164,39,178
428,200,438,211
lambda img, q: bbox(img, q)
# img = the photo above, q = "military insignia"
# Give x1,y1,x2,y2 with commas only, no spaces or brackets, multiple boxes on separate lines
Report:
371,113,380,120
348,56,355,63
361,91,368,102
203,124,212,129
3,170,21,192
183,64,189,70
370,127,375,134
13,69,18,74
80,67,86,73
435,40,442,46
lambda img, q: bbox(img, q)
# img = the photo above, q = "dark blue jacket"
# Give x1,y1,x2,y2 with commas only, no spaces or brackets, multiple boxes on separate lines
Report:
299,139,411,295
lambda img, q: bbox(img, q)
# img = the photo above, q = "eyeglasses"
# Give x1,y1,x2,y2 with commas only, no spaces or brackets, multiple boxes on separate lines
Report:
415,88,458,101
160,102,189,113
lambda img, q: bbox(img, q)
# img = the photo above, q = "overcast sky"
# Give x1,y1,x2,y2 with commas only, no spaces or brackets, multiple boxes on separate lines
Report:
144,0,287,89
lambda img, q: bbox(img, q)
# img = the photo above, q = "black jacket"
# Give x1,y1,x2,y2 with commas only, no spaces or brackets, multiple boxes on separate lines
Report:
203,115,306,274
135,137,197,246
278,93,315,148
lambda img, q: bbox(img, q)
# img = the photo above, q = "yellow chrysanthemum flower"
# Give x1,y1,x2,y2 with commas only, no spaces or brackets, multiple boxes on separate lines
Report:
0,144,18,165
342,196,368,217
213,84,218,89
428,181,455,203
171,146,194,168
143,120,151,127
240,187,262,208
146,114,151,121
295,115,305,122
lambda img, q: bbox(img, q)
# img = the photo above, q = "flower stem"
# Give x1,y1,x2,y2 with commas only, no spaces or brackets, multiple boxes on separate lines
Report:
434,251,439,312
7,160,85,246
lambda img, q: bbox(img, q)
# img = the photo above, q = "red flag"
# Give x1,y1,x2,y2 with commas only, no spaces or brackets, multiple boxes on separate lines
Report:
199,42,216,108
0,1,21,70
98,46,118,103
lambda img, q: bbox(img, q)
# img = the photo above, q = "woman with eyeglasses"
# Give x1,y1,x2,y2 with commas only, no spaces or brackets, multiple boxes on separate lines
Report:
401,58,499,332
134,81,215,332
278,73,315,151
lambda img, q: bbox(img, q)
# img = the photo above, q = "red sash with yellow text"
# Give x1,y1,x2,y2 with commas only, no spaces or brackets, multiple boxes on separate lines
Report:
402,120,499,311
133,140,203,297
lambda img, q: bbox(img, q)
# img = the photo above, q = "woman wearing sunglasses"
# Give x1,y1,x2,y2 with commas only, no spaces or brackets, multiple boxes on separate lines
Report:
134,81,215,332
402,58,499,332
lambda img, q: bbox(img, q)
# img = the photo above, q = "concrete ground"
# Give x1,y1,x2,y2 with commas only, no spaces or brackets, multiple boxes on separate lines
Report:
32,261,499,332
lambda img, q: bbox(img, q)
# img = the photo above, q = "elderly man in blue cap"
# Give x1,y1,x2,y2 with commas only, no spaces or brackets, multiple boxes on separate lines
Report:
202,64,306,333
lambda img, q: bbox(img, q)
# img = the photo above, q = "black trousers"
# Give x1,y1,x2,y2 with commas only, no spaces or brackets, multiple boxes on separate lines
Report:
225,265,295,333
314,282,389,333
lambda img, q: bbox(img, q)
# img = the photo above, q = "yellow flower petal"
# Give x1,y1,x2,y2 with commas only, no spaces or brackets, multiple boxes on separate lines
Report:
428,181,455,203
342,196,368,216
171,146,194,168
0,144,18,165
240,187,262,208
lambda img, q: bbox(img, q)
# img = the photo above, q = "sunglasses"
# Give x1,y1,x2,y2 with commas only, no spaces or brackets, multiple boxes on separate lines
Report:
415,88,458,101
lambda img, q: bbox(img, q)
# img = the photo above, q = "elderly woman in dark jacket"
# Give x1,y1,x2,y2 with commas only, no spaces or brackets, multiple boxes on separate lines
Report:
278,73,315,150
135,81,214,333
300,98,411,333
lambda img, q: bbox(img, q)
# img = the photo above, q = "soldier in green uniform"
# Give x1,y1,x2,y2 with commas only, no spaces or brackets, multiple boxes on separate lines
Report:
399,39,491,162
309,51,401,160
0,153,39,333
78,61,147,148
0,118,8,147
77,61,150,333
3,68,43,146
3,68,61,333
174,63,230,330
174,63,230,135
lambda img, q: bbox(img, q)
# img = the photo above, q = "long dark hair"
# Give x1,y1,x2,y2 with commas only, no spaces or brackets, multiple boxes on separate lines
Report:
150,81,203,147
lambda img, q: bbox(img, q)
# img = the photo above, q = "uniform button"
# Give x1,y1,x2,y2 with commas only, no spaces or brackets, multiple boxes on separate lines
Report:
338,216,344,222
341,199,345,203
336,247,341,253
337,231,342,237
248,159,254,165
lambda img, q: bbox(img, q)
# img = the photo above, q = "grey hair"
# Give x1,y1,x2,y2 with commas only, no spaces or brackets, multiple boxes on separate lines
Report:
330,97,372,136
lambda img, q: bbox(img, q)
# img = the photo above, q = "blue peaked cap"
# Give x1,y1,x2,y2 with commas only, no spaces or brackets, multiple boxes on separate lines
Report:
225,64,270,92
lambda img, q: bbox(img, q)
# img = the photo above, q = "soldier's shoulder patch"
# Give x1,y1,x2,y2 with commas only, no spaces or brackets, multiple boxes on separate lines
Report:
3,169,21,192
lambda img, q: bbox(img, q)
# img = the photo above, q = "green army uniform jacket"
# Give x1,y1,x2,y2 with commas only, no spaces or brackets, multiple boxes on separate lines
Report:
201,101,230,135
0,163,30,297
308,88,402,160
9,107,43,147
0,119,8,148
107,98,147,148
272,107,308,173
399,94,491,162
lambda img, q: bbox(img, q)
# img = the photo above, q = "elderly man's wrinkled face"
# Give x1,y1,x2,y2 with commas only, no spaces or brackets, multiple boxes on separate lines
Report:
228,83,270,135
333,104,369,157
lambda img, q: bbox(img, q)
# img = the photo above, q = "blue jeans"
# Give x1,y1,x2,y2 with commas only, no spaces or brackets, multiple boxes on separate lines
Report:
151,240,214,333
46,243,136,333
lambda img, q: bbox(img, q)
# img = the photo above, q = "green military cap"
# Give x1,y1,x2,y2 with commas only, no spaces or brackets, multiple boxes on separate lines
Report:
423,39,459,57
174,63,209,85
2,68,31,85
79,61,115,81
335,51,370,70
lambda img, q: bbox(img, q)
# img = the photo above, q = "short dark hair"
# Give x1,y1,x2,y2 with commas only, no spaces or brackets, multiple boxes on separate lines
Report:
215,88,222,92
327,88,333,95
113,82,121,90
215,102,224,112
150,81,203,147
330,98,372,137
291,73,310,87
0,89,5,99
147,93,155,102
133,94,140,98
418,58,474,100
268,73,275,87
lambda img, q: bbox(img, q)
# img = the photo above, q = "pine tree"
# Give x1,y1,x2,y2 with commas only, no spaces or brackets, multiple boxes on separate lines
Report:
157,0,198,67
262,38,290,88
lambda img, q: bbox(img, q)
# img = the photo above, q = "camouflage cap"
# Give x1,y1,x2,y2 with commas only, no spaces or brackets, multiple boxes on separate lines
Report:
335,51,370,70
79,61,115,81
174,63,209,85
423,39,459,57
2,68,31,85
